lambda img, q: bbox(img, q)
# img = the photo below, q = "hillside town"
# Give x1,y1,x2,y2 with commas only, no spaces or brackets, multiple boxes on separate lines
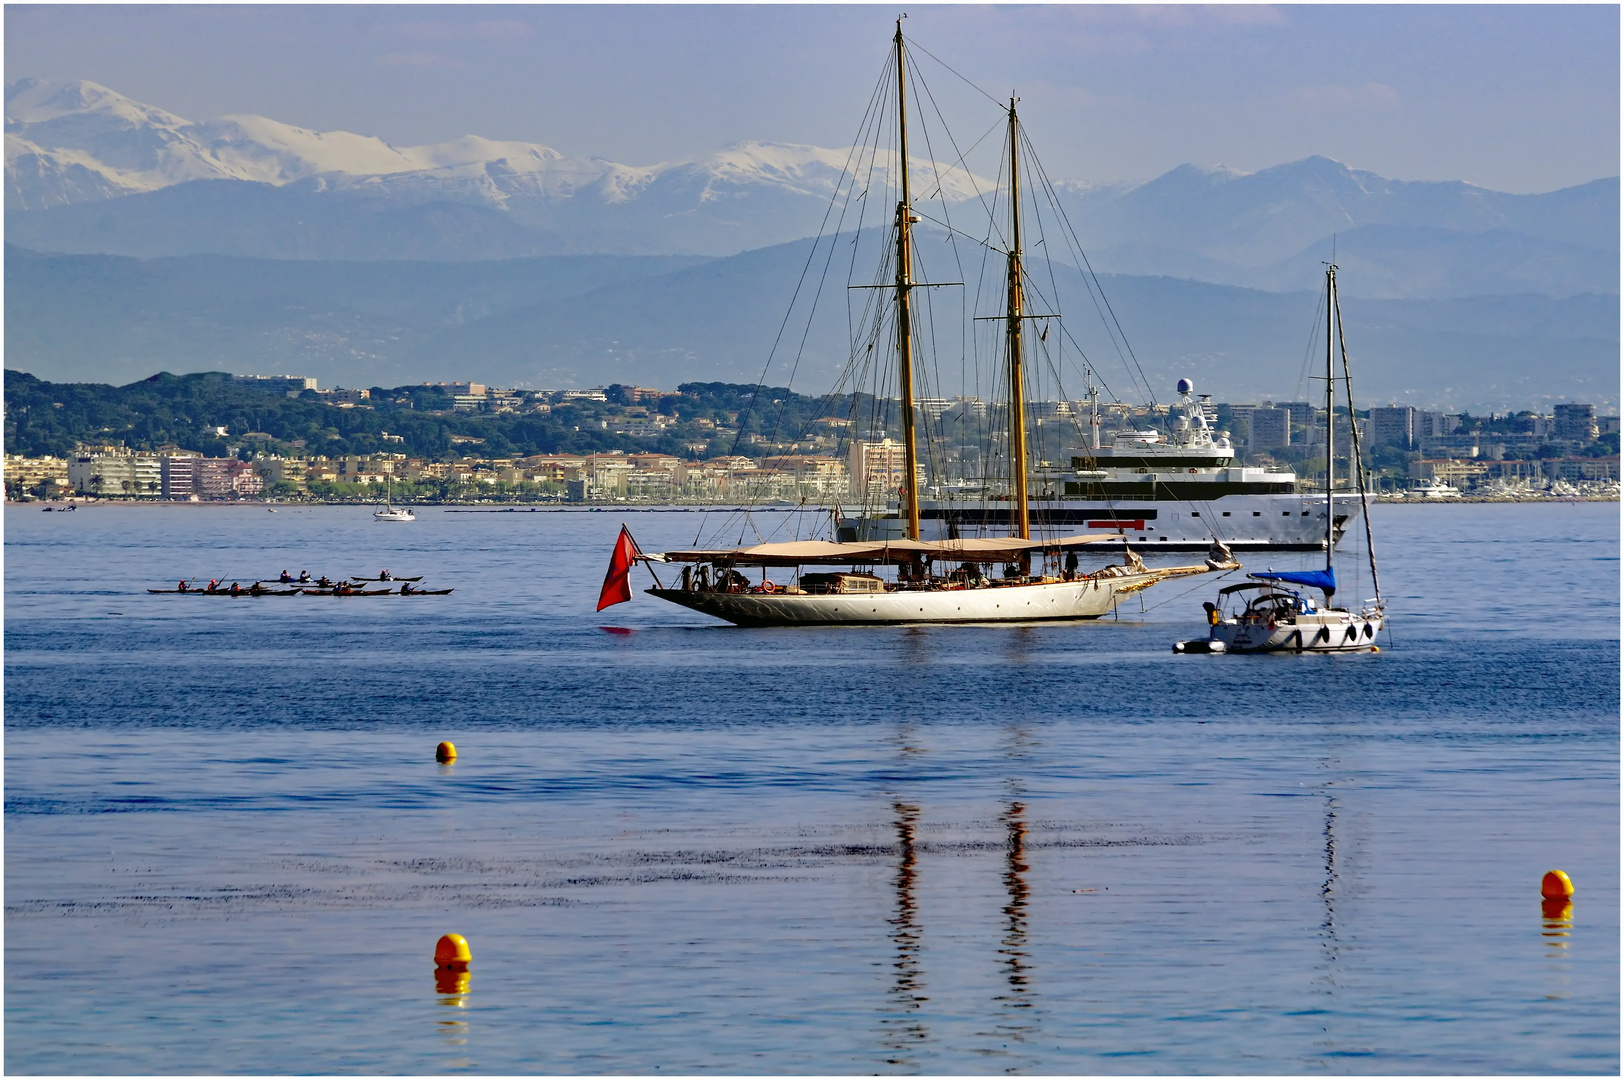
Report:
5,374,1618,504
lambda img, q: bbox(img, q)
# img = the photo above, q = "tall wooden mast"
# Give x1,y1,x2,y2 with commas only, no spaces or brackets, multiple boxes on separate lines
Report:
893,19,922,540
1004,100,1031,540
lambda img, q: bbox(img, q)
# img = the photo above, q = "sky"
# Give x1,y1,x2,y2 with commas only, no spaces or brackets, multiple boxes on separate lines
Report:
5,4,1619,193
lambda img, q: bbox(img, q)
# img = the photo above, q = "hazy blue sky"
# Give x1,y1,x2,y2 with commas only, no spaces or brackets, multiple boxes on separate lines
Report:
7,4,1618,192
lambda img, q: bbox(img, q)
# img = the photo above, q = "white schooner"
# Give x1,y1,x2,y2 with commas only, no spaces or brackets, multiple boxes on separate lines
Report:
599,22,1238,626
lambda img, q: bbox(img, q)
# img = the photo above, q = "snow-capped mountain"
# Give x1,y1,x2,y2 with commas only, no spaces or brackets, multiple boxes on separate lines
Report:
5,78,985,214
5,77,1616,298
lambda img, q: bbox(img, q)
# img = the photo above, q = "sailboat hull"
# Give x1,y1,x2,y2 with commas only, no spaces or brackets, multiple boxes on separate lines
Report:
648,574,1153,626
1205,612,1383,654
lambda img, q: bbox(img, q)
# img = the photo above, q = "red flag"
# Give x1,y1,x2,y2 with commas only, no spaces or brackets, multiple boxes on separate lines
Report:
596,526,642,611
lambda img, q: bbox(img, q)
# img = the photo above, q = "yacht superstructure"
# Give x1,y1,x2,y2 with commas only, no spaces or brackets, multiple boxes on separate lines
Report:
920,380,1363,552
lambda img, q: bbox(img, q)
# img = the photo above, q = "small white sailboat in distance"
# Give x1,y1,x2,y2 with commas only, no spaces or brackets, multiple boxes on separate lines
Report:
1176,264,1385,654
374,474,415,522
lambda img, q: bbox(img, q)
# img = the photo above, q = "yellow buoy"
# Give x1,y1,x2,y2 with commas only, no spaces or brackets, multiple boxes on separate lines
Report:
436,741,457,763
435,932,472,969
1541,869,1574,899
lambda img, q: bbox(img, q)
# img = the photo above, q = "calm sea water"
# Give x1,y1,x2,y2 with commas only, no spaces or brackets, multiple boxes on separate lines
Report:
5,501,1618,1073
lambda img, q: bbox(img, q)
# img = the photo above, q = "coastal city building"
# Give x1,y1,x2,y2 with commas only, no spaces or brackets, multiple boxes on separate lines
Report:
4,454,72,497
7,380,1617,505
1554,402,1598,441
848,438,926,500
1249,407,1291,450
1370,405,1416,450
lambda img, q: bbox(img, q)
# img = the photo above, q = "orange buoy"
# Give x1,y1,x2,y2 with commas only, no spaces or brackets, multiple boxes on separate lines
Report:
435,741,457,763
435,933,471,969
1541,869,1574,899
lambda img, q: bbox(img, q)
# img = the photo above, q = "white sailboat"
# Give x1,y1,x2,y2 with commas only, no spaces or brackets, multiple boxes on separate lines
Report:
374,474,415,522
1176,265,1385,654
599,23,1237,627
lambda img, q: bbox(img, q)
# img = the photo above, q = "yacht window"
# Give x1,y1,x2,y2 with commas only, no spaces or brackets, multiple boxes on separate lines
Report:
1222,511,1231,517
1191,511,1200,518
1283,511,1291,516
1253,511,1261,516
1159,536,1168,541
1302,511,1310,516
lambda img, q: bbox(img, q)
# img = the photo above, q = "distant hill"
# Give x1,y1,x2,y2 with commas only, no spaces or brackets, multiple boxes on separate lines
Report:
6,78,1617,299
8,242,1616,412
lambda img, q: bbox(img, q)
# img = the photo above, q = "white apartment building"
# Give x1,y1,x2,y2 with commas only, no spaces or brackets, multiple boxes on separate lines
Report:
848,438,925,500
69,449,162,496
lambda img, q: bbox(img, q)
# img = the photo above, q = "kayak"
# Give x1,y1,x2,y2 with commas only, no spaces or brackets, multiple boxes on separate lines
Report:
148,588,301,596
399,588,454,595
353,575,424,582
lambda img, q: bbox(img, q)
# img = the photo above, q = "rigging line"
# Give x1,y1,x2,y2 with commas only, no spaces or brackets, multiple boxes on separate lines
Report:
904,33,1008,109
900,63,977,439
1137,565,1245,613
727,59,895,461
908,208,1001,251
1335,285,1383,608
911,71,1004,217
1023,134,1136,379
1025,137,1157,408
1028,151,1147,410
1295,286,1327,407
724,90,895,522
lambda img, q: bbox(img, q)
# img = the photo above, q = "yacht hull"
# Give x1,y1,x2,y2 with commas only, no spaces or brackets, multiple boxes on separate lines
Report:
648,574,1150,626
920,492,1365,551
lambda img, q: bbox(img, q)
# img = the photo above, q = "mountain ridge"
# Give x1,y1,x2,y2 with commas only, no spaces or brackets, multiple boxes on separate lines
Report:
7,242,1615,412
6,77,1616,298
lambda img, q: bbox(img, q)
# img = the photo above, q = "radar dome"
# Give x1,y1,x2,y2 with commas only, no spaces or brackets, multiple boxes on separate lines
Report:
1176,378,1194,395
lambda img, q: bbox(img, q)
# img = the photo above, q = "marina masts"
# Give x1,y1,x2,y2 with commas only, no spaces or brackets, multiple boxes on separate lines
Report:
1004,100,1031,540
893,19,922,541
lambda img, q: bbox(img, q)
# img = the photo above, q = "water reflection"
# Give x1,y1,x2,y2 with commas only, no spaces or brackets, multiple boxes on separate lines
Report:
1002,625,1037,664
880,800,929,1063
434,967,471,1050
996,801,1033,1022
1314,774,1343,999
898,626,932,665
1541,896,1573,1000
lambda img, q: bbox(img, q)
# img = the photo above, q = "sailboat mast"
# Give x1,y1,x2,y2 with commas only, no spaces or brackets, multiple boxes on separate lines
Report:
1325,264,1336,566
893,20,921,540
1005,100,1030,540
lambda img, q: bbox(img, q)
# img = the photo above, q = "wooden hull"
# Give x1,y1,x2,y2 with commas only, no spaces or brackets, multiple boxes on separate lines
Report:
648,574,1152,626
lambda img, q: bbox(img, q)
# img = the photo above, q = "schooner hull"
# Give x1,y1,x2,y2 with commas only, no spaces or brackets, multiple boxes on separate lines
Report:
647,575,1151,626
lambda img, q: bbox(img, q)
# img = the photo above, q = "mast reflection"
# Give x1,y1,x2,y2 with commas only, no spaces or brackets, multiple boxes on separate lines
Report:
996,800,1035,1035
1315,785,1342,993
880,800,929,1062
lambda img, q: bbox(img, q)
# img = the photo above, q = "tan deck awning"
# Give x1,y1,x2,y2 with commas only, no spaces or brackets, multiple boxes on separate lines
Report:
647,533,1117,566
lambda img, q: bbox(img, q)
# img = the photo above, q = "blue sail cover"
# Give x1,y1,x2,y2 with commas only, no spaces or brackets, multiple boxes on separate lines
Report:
1251,567,1337,594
